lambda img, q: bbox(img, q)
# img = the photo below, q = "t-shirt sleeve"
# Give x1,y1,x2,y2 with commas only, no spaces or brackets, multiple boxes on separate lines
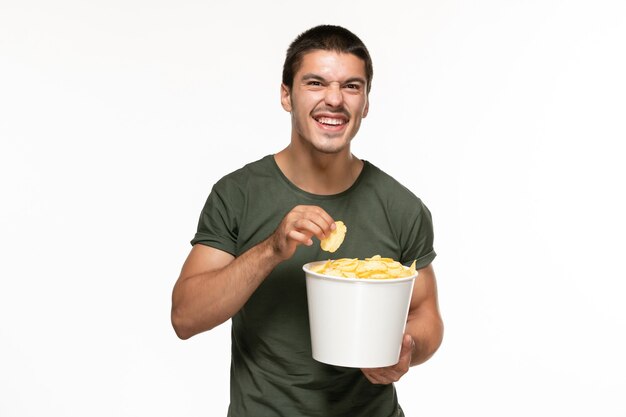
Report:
399,198,436,269
190,179,239,256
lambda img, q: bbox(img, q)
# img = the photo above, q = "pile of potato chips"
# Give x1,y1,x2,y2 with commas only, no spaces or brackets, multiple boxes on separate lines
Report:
311,255,417,279
315,220,416,279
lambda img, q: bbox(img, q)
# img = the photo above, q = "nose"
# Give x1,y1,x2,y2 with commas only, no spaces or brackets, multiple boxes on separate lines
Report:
324,82,343,108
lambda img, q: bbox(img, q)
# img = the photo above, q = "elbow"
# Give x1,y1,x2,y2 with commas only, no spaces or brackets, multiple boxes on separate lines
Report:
171,306,195,340
427,317,445,361
429,315,444,351
408,314,445,366
173,326,192,341
434,317,445,353
171,304,223,339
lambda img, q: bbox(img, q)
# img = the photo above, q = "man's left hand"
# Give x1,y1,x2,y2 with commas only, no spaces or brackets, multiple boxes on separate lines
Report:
361,334,415,384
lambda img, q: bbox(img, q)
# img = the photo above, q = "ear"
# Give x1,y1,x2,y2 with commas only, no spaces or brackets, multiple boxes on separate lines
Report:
280,83,292,112
362,96,369,118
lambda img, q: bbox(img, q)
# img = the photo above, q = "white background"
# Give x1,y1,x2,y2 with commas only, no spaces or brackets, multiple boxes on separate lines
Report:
1,1,625,416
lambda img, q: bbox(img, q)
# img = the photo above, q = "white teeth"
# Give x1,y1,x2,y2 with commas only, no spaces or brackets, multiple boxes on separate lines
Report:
316,117,346,126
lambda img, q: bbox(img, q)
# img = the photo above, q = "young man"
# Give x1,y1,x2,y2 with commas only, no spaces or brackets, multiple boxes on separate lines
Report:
171,25,443,417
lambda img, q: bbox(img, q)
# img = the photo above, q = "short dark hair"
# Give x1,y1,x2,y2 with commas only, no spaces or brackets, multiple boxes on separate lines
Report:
282,25,373,93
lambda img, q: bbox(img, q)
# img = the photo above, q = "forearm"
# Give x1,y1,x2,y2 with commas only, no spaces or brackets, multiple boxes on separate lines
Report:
172,204,336,340
405,309,444,366
172,239,281,339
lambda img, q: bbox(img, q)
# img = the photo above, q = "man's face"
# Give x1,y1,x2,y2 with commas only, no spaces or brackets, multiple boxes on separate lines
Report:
281,50,369,155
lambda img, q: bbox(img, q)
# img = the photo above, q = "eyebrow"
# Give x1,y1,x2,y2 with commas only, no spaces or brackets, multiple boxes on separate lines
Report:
301,73,367,85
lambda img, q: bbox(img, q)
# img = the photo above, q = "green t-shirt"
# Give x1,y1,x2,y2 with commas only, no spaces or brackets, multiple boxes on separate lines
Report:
192,155,436,417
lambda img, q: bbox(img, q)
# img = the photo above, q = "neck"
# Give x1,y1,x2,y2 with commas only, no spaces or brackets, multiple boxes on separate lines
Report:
274,146,363,195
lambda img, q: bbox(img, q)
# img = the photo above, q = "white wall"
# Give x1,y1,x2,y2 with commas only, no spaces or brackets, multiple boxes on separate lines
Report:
1,1,624,416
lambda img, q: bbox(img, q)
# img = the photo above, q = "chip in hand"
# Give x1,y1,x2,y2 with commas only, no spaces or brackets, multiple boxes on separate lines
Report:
320,220,347,253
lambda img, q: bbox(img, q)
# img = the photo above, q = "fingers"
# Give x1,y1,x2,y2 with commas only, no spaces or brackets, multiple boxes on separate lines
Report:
287,206,335,241
270,205,336,259
287,229,313,246
398,334,414,365
360,362,408,385
294,206,335,240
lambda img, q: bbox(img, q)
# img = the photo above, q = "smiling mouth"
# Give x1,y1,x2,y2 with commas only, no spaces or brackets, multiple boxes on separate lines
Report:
313,116,348,127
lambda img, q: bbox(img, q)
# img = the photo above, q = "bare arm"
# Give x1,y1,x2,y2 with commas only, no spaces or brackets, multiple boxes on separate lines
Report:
405,264,444,366
361,264,443,384
171,205,335,340
171,241,278,339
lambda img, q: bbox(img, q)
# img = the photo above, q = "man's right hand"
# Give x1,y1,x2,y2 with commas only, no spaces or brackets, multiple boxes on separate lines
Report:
172,205,335,339
268,205,336,260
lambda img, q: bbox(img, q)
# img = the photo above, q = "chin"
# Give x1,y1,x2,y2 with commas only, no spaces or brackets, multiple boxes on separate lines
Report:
312,140,350,154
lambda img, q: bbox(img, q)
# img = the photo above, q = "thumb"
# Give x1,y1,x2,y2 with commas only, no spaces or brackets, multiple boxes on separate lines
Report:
401,334,415,358
403,334,413,348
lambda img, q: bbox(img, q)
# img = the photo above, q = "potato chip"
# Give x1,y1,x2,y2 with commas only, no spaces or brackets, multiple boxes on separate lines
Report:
312,255,417,279
310,261,331,274
320,220,347,253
